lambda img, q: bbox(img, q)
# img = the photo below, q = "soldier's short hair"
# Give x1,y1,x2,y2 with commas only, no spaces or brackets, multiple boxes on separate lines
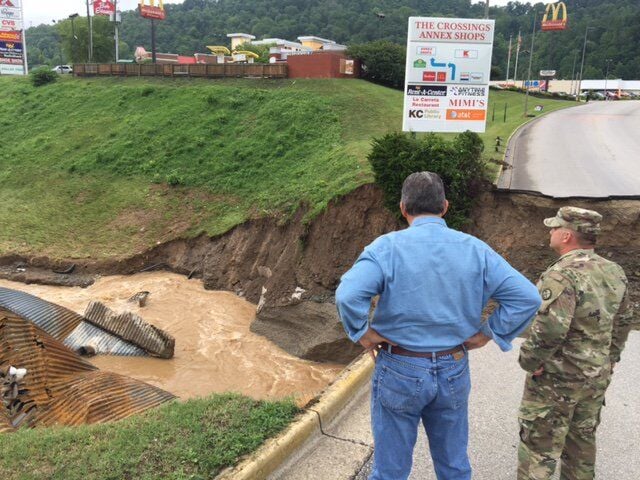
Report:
574,230,597,246
401,172,446,216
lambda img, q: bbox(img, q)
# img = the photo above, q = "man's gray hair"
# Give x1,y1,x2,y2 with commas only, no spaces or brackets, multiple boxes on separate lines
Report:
401,172,446,216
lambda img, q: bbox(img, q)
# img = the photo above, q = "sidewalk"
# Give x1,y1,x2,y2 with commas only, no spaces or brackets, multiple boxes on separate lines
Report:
272,334,640,479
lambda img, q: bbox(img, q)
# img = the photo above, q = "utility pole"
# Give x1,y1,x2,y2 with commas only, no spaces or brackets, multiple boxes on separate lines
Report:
506,34,512,82
577,25,593,102
523,11,538,117
570,50,578,96
513,29,521,84
86,0,93,62
484,0,490,19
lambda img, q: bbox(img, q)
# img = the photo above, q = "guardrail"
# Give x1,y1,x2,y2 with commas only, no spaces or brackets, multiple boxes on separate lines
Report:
73,63,288,78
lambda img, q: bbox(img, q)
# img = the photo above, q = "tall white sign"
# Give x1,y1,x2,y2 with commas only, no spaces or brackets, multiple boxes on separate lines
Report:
402,17,495,133
0,0,26,75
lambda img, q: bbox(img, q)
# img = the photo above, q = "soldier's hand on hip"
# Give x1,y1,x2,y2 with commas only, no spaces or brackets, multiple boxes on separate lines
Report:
532,367,544,376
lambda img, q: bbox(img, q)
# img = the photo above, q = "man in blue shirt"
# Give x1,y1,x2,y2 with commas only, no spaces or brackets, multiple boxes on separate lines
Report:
336,172,541,480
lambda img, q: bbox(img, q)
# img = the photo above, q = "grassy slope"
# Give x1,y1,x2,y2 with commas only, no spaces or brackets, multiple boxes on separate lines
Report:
0,394,298,480
0,76,573,259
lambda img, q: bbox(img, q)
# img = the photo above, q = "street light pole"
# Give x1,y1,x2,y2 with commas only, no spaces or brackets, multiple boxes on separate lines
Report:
523,11,538,117
69,13,79,63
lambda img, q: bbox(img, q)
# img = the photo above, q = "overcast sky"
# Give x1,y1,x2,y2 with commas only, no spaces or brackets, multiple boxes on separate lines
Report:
23,0,515,28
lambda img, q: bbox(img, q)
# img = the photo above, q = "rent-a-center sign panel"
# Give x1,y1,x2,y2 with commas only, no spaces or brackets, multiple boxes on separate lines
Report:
402,17,495,133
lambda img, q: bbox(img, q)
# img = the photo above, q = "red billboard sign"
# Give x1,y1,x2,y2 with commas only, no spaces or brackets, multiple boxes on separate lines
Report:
0,30,20,41
139,4,165,20
93,0,115,15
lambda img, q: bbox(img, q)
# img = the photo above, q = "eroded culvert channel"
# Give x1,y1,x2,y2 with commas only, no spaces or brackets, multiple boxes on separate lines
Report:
0,271,343,429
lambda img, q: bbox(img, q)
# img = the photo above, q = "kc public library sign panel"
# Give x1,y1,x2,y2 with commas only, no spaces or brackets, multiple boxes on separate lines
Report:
402,17,495,133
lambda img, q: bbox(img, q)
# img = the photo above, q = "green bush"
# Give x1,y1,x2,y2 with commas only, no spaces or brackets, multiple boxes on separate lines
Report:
347,41,406,90
30,68,58,87
368,131,486,229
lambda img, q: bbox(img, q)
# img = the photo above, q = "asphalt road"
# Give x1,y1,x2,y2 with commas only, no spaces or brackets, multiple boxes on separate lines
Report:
498,101,640,198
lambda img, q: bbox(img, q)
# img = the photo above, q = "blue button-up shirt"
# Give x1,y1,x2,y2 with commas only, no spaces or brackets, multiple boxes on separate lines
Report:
336,216,541,352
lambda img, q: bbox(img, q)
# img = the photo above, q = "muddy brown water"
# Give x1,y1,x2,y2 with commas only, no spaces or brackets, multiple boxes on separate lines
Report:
0,272,343,405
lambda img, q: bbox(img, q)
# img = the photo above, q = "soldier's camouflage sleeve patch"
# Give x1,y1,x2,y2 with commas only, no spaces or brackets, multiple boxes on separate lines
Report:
538,271,571,314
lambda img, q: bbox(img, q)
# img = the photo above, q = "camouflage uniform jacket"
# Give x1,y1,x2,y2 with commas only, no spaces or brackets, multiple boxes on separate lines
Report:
519,249,634,382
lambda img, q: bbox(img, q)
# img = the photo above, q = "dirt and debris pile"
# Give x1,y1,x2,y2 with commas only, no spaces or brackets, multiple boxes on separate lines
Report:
0,287,174,358
468,192,640,305
0,290,176,432
0,310,175,431
65,301,174,358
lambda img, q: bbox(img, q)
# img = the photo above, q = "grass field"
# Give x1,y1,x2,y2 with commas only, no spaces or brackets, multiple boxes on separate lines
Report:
0,76,574,259
0,393,298,480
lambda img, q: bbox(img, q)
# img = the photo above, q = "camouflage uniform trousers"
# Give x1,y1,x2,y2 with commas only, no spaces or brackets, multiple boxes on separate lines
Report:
517,372,610,480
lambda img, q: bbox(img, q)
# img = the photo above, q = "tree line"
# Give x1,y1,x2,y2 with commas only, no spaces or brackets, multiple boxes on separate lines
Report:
25,0,640,80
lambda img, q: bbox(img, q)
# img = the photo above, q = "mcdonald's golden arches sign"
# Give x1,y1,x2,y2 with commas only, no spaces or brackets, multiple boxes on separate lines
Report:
139,0,166,20
541,2,568,31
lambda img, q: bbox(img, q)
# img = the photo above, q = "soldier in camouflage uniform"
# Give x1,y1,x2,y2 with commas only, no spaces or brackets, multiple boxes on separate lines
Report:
517,206,635,480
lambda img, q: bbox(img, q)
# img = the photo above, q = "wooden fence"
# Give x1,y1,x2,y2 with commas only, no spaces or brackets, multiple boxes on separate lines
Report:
73,63,288,79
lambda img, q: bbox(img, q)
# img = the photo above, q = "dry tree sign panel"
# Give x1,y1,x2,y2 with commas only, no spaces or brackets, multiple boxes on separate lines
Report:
402,17,495,133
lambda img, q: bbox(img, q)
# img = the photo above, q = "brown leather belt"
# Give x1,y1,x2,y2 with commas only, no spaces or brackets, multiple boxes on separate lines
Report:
378,342,464,358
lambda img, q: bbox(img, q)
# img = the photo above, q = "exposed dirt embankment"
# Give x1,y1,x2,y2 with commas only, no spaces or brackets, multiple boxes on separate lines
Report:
468,192,640,305
1,186,638,364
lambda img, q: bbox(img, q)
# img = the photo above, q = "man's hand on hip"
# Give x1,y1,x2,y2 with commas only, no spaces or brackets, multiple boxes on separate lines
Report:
463,331,491,350
359,328,395,360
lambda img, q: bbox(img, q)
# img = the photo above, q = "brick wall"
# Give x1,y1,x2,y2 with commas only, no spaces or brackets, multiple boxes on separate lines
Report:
287,52,360,79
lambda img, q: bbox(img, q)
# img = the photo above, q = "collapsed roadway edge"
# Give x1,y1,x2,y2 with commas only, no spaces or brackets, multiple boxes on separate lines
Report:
216,353,374,480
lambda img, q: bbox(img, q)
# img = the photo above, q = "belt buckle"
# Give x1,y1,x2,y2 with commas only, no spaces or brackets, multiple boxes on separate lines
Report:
452,350,465,361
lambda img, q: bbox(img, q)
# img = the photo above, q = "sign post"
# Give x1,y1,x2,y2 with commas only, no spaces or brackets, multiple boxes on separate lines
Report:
139,0,166,64
402,17,495,133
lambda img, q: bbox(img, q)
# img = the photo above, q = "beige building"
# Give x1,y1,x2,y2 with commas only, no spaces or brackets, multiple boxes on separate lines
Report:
226,33,256,51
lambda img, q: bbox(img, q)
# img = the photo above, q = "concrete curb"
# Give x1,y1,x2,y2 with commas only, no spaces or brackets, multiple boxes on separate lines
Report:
216,353,374,480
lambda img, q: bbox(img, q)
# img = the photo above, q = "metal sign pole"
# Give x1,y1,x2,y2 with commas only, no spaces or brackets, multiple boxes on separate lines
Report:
86,0,93,62
151,19,156,63
114,0,119,62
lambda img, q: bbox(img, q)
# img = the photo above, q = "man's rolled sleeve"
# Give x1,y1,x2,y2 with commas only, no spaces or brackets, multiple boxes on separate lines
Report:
483,250,542,352
336,248,384,343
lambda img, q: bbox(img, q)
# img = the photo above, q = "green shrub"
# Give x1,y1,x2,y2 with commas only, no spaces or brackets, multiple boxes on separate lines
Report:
30,68,58,87
347,41,406,90
368,131,486,229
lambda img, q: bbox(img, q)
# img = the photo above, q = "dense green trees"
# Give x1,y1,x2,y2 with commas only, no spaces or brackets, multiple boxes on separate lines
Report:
25,0,640,79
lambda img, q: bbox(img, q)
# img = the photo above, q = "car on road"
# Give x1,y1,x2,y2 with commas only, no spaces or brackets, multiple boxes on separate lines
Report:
51,65,73,74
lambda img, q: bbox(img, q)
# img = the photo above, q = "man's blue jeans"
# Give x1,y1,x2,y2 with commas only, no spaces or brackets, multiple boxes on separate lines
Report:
369,348,472,480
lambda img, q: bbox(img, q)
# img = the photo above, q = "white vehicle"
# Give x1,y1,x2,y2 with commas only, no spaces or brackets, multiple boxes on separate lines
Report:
51,65,73,74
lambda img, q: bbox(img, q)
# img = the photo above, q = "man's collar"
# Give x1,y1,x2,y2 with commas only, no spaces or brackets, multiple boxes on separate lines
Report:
411,216,447,227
